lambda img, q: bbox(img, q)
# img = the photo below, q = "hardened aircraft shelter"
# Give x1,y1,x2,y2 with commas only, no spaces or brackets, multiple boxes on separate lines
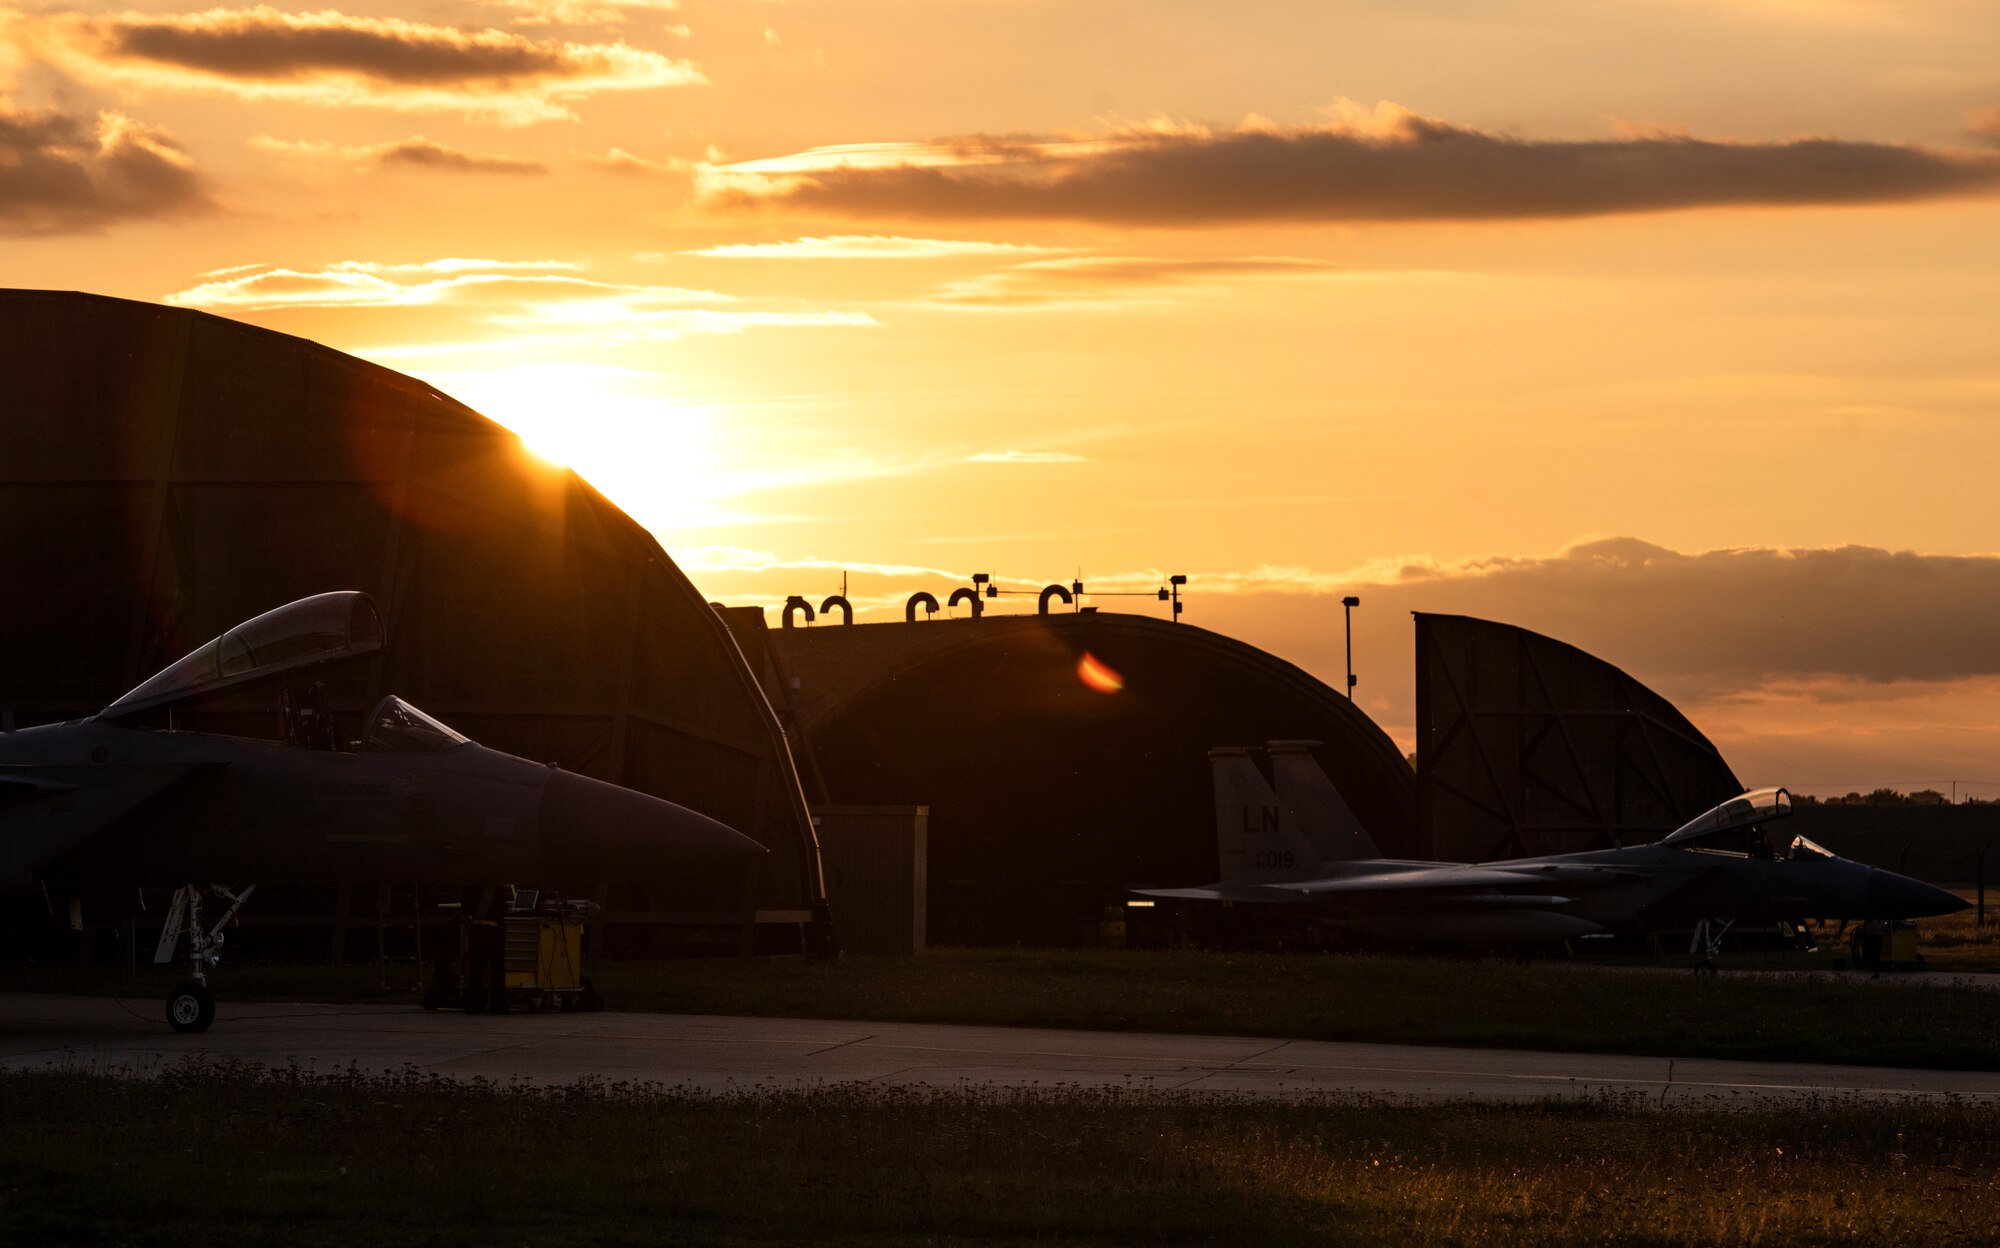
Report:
1414,613,1743,863
0,289,828,951
747,610,1418,945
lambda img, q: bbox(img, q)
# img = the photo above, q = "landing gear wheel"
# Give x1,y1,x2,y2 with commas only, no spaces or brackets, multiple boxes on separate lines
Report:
166,982,215,1033
1693,959,1718,977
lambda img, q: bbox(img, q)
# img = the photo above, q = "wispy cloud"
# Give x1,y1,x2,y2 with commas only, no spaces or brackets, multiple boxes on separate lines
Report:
469,0,682,29
15,7,704,124
933,255,1347,308
966,450,1085,464
703,99,2000,224
685,234,1067,260
161,256,878,352
252,135,546,174
0,103,212,234
164,258,595,308
580,146,690,175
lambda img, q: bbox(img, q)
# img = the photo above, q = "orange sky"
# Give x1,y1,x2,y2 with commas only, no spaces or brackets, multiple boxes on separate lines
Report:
5,0,1999,794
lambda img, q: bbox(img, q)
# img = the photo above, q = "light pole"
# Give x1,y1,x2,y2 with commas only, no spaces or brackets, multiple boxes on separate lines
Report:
1341,595,1360,700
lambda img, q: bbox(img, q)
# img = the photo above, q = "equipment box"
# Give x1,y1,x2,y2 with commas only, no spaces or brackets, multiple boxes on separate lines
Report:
504,913,586,994
424,889,603,1013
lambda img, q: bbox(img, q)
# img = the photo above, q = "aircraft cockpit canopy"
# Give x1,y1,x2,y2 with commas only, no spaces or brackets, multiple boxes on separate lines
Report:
360,696,469,753
1786,834,1835,861
1661,787,1804,859
102,592,385,721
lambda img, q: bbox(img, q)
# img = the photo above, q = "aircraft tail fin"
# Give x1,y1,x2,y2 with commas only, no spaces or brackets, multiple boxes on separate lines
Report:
1210,748,1321,882
1269,740,1382,861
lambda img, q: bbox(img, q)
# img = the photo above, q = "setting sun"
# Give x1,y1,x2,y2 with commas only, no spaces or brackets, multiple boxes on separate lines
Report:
419,362,738,533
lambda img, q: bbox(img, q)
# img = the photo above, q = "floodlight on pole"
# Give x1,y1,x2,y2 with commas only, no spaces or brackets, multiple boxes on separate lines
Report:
1341,596,1360,699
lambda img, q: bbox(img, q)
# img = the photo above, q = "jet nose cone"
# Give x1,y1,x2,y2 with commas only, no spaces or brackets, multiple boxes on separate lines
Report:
1867,868,1969,919
538,770,766,878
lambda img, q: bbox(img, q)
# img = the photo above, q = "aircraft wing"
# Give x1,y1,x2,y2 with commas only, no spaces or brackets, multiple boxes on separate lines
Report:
0,760,227,892
1135,882,1309,904
0,770,82,806
1269,862,1648,898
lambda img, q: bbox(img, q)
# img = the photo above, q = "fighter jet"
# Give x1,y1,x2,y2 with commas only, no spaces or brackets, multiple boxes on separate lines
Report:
1139,741,1968,968
0,591,766,1030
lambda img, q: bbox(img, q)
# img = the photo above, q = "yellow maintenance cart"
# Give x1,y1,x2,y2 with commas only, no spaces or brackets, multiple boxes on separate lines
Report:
1848,918,1925,972
423,888,604,1013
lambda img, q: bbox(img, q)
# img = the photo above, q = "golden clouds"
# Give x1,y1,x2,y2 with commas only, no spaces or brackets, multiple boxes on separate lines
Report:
163,258,876,355
251,134,546,174
0,102,210,232
13,7,703,123
580,146,690,175
165,258,589,308
685,235,1065,260
932,255,1345,309
705,105,2000,224
470,0,682,30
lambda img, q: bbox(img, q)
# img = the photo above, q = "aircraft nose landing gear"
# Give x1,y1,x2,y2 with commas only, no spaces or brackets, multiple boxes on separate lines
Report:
166,981,214,1033
154,883,256,1033
1689,918,1734,975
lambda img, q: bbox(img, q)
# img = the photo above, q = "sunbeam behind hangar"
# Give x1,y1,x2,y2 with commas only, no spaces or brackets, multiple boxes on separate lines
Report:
0,289,829,950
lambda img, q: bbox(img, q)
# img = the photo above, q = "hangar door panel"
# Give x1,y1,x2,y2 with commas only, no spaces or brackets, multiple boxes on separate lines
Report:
1416,613,1740,862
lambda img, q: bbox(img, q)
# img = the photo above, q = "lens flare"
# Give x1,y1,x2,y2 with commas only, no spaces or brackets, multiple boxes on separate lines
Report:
1077,651,1123,693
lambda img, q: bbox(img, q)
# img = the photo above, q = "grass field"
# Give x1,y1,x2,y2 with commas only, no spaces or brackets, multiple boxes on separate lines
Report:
3,1063,1996,1247
1911,895,2000,971
7,943,2000,1070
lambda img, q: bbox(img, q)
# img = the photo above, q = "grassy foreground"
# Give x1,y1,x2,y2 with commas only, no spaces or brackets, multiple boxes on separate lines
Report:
7,946,2000,1070
3,1063,1997,1247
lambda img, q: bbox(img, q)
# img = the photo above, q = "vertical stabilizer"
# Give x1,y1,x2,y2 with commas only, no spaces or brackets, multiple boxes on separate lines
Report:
1269,740,1382,861
1210,748,1321,882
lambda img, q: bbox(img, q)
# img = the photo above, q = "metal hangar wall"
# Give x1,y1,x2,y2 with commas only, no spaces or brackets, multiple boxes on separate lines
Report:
1415,612,1742,862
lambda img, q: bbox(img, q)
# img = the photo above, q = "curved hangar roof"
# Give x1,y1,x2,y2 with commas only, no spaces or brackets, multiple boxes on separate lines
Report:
0,289,821,919
765,612,1416,945
1415,613,1741,862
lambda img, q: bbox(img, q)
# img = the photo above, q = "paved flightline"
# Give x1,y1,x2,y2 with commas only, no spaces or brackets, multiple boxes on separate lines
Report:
3,993,1996,1106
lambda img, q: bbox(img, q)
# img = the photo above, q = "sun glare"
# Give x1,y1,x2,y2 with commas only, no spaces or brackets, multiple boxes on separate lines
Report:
422,363,733,533
1077,651,1124,693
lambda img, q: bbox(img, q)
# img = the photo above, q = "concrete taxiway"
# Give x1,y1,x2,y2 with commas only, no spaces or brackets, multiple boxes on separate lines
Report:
3,993,1996,1105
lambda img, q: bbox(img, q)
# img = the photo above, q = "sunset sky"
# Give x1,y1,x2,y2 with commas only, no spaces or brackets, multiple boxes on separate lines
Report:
5,0,1999,794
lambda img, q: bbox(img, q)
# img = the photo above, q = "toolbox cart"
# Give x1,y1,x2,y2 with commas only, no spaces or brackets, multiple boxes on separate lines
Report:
422,887,604,1013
